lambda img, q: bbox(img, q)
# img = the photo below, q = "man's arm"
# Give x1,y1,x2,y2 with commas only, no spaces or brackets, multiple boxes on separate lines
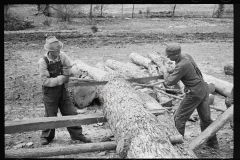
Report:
60,51,75,77
164,64,187,86
38,58,65,87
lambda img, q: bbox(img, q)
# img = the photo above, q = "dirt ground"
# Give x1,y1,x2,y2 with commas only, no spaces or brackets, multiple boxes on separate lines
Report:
4,5,233,159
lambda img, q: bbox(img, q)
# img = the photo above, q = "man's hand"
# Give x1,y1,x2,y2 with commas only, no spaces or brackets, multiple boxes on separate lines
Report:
62,68,70,76
62,75,69,83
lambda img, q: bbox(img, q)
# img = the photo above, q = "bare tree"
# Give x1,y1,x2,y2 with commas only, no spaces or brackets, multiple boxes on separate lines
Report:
132,4,135,18
90,4,93,19
172,4,177,17
4,4,10,19
122,4,124,19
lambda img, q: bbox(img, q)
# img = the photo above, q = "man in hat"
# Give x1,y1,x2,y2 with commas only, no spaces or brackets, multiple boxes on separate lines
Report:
38,36,91,145
161,43,219,149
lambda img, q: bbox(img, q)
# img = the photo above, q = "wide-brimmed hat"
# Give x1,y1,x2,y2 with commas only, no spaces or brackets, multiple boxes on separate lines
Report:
44,36,63,51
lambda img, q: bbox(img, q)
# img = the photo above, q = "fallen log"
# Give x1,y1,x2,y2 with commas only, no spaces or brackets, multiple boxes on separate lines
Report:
129,52,151,68
95,62,114,73
5,142,116,158
130,52,233,98
106,59,171,103
72,60,165,111
99,74,196,158
189,105,233,151
202,73,233,97
106,59,148,78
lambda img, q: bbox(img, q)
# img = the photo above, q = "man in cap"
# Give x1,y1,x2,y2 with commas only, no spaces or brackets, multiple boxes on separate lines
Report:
38,36,91,145
161,43,219,149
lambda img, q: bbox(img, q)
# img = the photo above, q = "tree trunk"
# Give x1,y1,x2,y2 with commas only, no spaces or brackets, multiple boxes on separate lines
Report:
122,4,124,19
129,52,151,69
172,4,177,17
202,73,233,97
95,62,114,73
98,74,197,158
105,59,171,103
189,105,233,151
90,4,93,20
132,4,134,19
5,142,116,158
106,59,148,78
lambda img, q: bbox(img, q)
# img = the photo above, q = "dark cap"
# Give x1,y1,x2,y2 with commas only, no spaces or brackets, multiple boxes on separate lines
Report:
165,43,181,56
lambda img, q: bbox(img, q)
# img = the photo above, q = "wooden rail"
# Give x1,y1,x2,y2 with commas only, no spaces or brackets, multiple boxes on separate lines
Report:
5,109,165,134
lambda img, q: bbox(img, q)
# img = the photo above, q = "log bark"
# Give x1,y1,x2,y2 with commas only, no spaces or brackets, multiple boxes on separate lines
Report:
95,62,114,73
202,73,233,97
106,59,148,78
129,52,151,68
99,74,196,158
106,59,170,103
189,105,233,151
5,142,116,158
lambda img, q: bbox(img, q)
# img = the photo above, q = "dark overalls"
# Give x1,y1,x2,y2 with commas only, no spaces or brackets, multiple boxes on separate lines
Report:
41,56,83,141
173,55,218,144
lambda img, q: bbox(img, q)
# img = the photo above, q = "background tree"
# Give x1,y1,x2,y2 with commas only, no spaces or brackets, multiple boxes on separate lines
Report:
132,4,135,18
172,4,177,17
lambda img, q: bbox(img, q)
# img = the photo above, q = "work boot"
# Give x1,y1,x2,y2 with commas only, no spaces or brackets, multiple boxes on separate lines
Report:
206,139,219,149
41,138,49,145
73,135,91,143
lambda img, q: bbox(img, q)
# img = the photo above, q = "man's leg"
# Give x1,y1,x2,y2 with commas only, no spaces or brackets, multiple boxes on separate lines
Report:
41,101,59,143
174,93,203,137
59,92,91,143
197,93,219,149
40,87,60,145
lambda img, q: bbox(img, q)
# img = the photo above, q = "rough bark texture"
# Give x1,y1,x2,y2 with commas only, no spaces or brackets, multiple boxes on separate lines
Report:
95,62,115,73
99,74,196,158
106,59,148,78
202,73,233,97
5,142,116,158
129,52,152,68
106,59,170,103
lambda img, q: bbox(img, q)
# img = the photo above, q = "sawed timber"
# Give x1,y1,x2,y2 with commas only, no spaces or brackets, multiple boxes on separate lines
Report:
5,110,165,134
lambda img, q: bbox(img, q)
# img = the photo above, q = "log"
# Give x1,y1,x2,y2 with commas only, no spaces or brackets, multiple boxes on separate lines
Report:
106,59,148,78
73,86,97,109
5,142,116,158
202,73,233,97
106,59,171,103
129,52,151,68
99,74,197,158
72,60,165,111
189,105,233,151
95,62,114,73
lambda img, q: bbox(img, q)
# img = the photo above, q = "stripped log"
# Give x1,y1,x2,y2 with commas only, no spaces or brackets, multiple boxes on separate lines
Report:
129,52,151,68
189,105,233,151
5,142,116,158
99,74,196,158
202,73,233,97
